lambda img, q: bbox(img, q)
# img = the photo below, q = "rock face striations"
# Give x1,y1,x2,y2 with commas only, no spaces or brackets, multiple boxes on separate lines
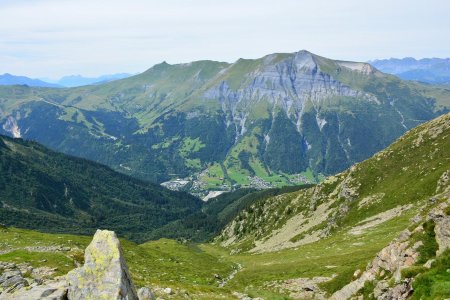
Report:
1,50,449,189
0,230,154,300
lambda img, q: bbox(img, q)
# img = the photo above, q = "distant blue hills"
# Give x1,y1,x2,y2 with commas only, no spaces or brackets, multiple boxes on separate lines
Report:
4,56,450,88
0,73,62,88
49,73,133,87
370,57,450,84
0,73,133,88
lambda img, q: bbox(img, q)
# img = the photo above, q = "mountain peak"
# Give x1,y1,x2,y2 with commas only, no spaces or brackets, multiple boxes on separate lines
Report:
295,49,314,55
293,49,318,68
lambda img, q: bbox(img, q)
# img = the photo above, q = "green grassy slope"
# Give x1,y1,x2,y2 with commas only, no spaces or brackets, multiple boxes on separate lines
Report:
215,111,450,297
218,111,450,253
0,227,236,299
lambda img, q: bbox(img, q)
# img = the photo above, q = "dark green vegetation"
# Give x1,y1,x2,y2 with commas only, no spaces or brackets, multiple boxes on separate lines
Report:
416,220,439,264
0,113,449,299
412,249,450,299
0,133,312,243
0,134,201,242
150,185,314,241
1,51,449,191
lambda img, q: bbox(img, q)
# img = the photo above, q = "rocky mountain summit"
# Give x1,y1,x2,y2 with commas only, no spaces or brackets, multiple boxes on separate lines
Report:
1,50,449,193
0,230,155,300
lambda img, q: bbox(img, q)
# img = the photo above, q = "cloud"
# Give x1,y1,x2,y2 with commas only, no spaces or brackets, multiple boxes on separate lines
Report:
0,0,449,78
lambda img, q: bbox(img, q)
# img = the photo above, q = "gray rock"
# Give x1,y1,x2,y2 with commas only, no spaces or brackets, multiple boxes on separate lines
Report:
432,207,450,256
423,259,435,268
66,229,139,300
331,228,420,299
0,280,67,300
0,270,21,284
3,277,28,294
373,280,389,299
138,287,156,300
0,270,28,294
375,279,413,300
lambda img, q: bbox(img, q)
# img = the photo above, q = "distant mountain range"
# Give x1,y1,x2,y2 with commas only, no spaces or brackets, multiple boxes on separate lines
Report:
5,56,450,88
370,57,450,84
0,73,133,88
0,73,62,88
1,50,450,196
48,73,133,87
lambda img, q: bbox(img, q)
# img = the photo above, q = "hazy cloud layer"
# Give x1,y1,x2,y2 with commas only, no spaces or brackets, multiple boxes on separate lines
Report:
0,0,449,78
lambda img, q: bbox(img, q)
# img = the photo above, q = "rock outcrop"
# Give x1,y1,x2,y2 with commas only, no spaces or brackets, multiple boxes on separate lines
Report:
0,269,28,295
331,199,450,300
0,230,153,300
67,230,138,300
428,202,450,256
4,280,68,300
331,229,421,300
137,287,156,300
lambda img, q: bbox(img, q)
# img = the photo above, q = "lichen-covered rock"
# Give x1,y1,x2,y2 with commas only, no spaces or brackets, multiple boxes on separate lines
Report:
66,229,138,300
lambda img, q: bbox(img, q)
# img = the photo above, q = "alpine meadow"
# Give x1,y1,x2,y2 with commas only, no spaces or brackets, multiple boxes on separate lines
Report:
0,1,449,299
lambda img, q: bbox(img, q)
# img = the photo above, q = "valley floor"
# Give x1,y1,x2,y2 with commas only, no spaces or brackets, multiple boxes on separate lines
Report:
0,208,418,299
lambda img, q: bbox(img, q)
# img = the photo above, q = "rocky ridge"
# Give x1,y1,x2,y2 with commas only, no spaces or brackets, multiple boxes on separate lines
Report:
332,200,450,299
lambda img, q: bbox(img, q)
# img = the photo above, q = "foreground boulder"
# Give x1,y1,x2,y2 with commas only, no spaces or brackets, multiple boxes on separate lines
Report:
0,230,154,300
67,230,139,300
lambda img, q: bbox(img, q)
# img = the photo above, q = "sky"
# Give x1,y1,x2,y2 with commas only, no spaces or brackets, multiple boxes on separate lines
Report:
0,0,449,79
